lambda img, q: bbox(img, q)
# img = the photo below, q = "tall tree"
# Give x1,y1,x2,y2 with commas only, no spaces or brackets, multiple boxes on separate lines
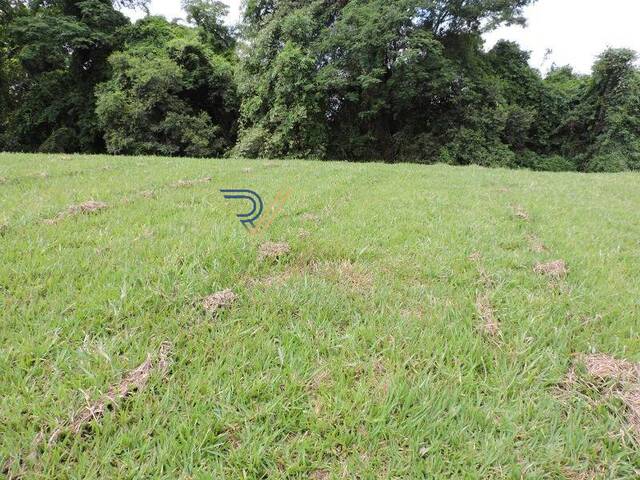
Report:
95,16,238,157
1,0,133,152
235,0,540,162
182,0,235,52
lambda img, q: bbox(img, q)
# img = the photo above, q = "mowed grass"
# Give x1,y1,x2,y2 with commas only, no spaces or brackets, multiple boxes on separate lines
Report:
1,152,639,479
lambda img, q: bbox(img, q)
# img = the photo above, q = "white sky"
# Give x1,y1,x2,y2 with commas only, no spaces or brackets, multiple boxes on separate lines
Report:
123,0,640,74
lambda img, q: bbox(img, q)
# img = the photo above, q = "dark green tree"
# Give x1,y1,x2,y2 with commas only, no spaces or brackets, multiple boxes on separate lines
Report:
1,0,132,152
235,0,540,163
95,16,238,157
182,0,235,52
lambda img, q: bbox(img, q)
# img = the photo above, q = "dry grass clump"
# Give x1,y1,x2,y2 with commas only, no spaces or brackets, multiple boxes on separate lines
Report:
566,353,640,443
513,205,530,220
46,342,172,445
468,251,482,263
534,260,568,278
0,176,7,184
258,242,291,260
140,190,155,198
582,353,639,383
171,177,212,188
4,343,172,475
309,470,330,480
44,200,108,224
202,289,237,315
528,234,547,253
68,201,108,215
476,293,500,337
301,212,320,222
333,260,374,292
620,388,640,436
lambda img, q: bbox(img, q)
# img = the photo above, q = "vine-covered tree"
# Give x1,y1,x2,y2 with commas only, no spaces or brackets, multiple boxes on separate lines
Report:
234,0,541,162
95,15,238,157
1,0,132,152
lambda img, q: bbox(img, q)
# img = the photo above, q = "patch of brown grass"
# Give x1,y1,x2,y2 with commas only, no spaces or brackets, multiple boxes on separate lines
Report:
534,260,568,278
302,212,320,222
140,190,155,199
68,201,109,215
476,293,500,337
46,342,172,445
527,234,547,253
310,470,330,480
513,205,530,221
202,289,237,315
248,258,319,288
561,467,602,480
468,251,483,263
621,388,640,437
258,241,291,261
171,177,212,188
44,201,108,225
581,354,639,383
307,368,332,394
328,260,374,292
569,354,640,444
469,252,493,288
3,344,172,476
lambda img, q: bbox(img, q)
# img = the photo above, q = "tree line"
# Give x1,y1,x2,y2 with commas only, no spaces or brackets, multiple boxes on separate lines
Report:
1,0,639,171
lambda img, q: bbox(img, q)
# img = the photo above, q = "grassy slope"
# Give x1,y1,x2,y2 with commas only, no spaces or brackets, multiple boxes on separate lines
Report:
1,153,639,479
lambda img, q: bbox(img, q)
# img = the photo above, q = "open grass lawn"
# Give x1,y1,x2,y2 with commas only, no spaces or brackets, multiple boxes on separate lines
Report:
1,153,640,479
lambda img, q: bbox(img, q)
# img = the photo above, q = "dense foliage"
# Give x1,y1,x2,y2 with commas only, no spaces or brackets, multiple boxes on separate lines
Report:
1,0,639,171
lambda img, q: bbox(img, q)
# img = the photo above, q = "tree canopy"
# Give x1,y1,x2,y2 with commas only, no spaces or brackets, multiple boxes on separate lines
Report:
1,0,639,172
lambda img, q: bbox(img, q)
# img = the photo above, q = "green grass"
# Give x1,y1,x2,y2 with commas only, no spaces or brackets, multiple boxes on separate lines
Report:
1,152,639,479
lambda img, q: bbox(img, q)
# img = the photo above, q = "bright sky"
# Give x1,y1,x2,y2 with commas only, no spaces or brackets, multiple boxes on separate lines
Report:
123,0,640,74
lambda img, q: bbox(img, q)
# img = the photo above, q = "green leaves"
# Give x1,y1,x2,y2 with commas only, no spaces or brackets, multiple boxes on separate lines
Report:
95,16,238,157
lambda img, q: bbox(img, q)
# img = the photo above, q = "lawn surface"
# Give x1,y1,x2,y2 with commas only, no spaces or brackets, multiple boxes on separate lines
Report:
1,153,639,479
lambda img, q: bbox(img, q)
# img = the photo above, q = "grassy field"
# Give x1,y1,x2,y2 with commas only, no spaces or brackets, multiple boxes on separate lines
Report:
1,153,639,479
